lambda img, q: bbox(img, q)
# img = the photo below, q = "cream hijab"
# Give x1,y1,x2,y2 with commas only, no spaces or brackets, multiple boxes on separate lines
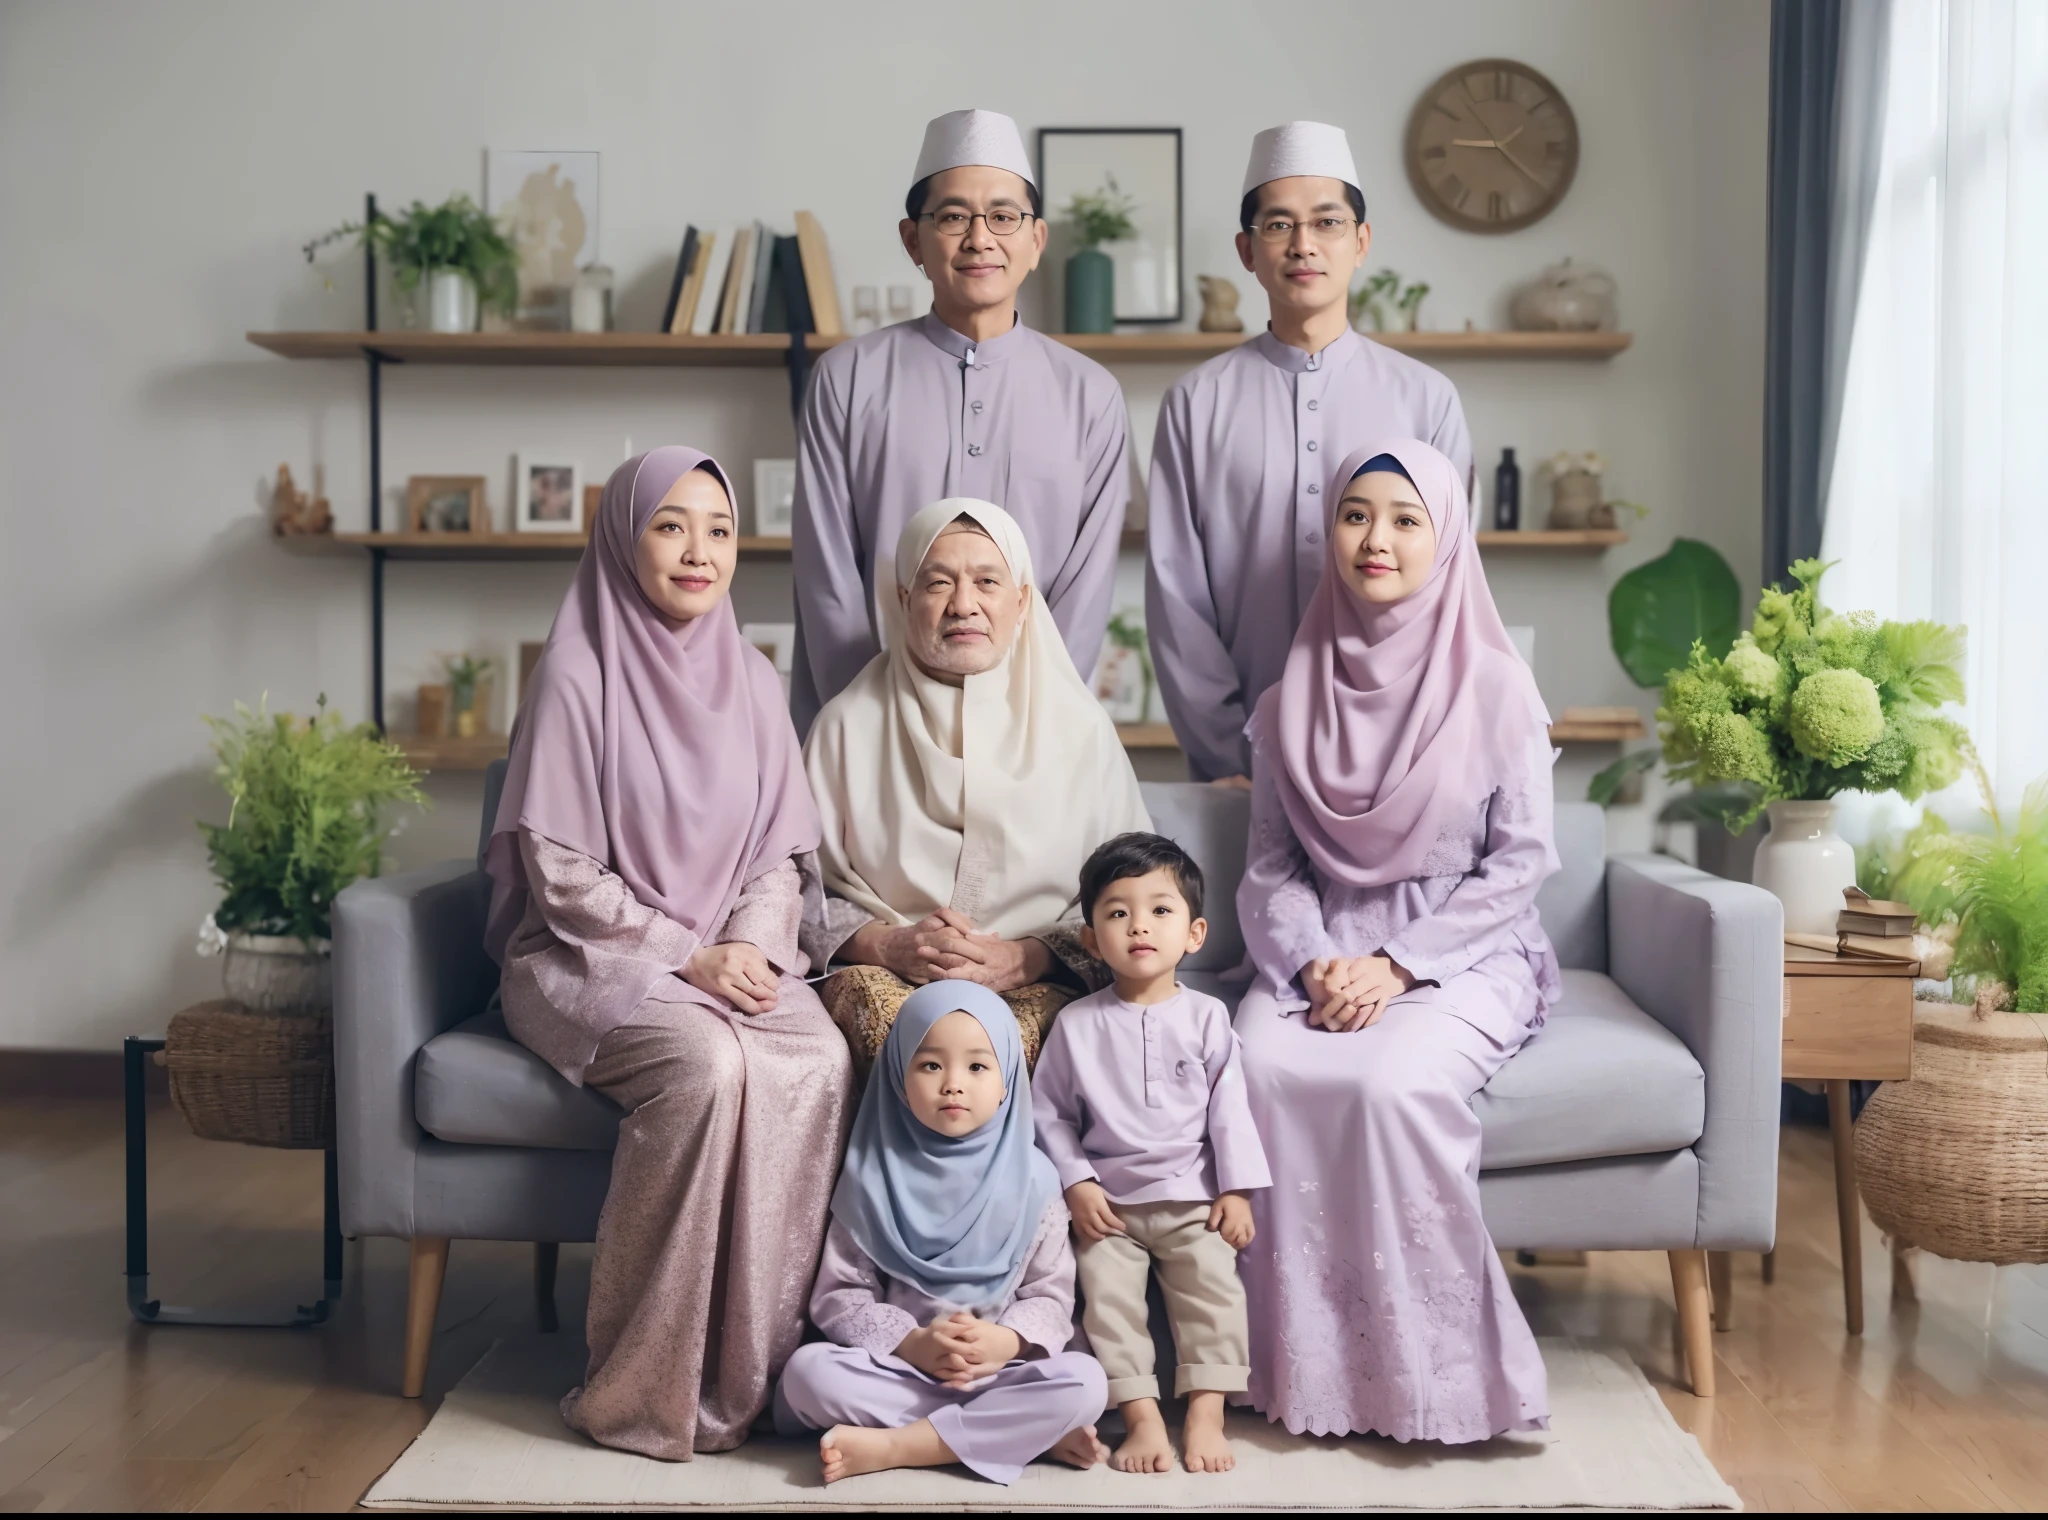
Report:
806,498,1150,940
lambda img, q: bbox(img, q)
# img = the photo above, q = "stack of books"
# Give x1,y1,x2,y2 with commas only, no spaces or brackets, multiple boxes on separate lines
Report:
1784,887,1920,963
656,214,844,339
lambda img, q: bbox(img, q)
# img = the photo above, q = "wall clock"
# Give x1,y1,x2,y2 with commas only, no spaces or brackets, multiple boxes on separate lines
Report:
1404,58,1579,234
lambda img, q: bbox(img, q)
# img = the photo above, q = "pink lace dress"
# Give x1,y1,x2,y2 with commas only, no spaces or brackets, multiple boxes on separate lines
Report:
1233,728,1561,1443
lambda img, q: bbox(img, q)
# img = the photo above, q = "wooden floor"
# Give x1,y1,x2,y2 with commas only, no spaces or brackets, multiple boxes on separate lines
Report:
2,1102,2046,1512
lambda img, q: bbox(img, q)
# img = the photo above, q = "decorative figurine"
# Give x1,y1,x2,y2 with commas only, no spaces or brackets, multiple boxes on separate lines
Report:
270,463,332,537
1197,275,1245,333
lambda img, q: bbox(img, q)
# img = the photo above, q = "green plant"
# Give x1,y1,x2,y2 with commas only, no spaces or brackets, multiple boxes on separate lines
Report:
1658,559,1969,830
445,654,493,713
1348,269,1430,332
1105,609,1154,716
1064,176,1139,250
1587,537,1743,806
199,696,426,943
305,194,520,318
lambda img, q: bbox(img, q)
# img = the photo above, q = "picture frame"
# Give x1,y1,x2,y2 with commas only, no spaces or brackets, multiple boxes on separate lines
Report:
513,453,582,534
486,149,600,330
752,458,796,538
740,622,796,698
1037,127,1184,325
404,474,489,536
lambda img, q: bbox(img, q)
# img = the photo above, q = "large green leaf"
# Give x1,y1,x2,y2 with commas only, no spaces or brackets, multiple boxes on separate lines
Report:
1608,538,1742,688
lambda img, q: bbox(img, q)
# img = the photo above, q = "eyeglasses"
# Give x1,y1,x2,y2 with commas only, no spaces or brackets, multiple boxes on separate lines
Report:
920,208,1037,238
1250,216,1361,244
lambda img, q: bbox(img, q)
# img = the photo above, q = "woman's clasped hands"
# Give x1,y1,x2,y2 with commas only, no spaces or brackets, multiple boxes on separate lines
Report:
1303,954,1417,1032
894,1310,1024,1389
683,942,781,1014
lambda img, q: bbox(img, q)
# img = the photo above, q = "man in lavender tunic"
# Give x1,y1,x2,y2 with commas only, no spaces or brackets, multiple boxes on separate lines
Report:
1145,122,1473,782
791,108,1130,731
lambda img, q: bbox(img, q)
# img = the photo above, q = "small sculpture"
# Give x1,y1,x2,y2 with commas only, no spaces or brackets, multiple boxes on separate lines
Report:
270,463,332,536
1197,276,1244,333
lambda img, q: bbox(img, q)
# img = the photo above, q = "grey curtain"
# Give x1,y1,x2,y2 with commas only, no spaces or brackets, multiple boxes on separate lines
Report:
1763,0,1889,589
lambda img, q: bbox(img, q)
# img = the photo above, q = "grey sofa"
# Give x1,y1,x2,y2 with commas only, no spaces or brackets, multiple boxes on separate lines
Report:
334,770,1781,1400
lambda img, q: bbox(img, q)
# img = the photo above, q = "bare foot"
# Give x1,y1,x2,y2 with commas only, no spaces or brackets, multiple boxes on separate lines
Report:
1181,1390,1235,1473
1112,1398,1175,1473
820,1421,953,1483
1050,1423,1110,1469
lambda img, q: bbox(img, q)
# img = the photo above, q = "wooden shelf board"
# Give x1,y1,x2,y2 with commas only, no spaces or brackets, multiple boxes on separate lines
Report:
287,531,792,561
1476,529,1628,550
399,723,1185,770
1548,718,1648,743
1115,723,1179,751
248,328,1632,368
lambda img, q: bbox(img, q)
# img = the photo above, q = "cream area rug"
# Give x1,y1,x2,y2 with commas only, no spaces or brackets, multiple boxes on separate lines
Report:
362,1336,1739,1511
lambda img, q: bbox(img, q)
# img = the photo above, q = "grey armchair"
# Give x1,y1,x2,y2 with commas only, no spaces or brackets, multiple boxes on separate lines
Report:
335,769,1779,1400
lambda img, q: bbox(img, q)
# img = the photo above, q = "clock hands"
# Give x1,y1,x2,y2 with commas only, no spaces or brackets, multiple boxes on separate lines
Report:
1445,125,1548,189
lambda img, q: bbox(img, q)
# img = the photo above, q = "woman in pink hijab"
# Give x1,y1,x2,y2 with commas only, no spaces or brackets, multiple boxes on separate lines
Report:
486,447,853,1460
1234,440,1560,1444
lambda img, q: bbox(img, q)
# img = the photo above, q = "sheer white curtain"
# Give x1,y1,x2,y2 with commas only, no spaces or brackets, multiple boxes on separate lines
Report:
1820,0,2048,809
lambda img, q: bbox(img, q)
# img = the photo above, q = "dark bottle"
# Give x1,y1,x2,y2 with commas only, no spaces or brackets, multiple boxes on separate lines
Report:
1493,447,1521,531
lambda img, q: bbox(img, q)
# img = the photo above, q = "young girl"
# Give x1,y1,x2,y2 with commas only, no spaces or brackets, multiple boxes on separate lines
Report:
774,980,1110,1485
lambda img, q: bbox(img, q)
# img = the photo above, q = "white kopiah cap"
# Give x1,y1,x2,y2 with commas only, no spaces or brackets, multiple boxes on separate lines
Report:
911,109,1036,191
1241,120,1361,198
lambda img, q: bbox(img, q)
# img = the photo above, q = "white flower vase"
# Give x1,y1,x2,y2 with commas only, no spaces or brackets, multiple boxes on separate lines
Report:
1750,800,1857,936
423,268,479,334
222,932,333,1014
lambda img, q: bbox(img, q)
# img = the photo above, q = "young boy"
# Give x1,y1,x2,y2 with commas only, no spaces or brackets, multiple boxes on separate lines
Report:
1031,833,1270,1474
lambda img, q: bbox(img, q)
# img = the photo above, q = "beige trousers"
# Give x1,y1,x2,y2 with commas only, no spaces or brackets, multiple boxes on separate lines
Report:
1073,1198,1251,1404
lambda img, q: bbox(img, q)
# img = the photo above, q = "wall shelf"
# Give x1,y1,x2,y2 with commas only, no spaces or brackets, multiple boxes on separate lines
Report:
399,723,1181,771
1475,529,1627,550
281,531,792,562
1548,708,1649,743
247,327,1632,368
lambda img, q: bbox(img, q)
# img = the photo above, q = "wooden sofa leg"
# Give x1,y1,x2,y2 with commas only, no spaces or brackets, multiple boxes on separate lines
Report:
535,1242,560,1333
1708,1250,1733,1331
403,1237,450,1399
1669,1249,1716,1397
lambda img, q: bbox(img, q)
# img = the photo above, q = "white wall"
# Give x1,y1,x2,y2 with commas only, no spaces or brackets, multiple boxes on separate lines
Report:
0,0,1767,1050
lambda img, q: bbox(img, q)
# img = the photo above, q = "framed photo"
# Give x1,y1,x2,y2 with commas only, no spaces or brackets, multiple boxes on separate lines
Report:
405,474,488,535
486,149,599,330
752,458,796,538
1038,128,1183,325
741,622,796,698
514,453,582,534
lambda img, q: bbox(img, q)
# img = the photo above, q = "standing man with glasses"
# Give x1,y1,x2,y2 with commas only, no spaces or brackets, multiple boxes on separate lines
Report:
791,108,1129,731
1145,122,1473,784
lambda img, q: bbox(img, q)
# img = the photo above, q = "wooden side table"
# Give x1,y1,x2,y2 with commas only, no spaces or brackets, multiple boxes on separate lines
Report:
1713,945,1915,1336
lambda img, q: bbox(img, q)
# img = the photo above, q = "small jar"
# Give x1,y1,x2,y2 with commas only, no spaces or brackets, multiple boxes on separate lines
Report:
570,263,614,334
887,285,917,325
851,285,881,335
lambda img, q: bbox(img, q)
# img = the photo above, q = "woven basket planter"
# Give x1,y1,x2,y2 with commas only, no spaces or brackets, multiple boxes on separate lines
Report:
165,1000,334,1150
1855,999,2048,1265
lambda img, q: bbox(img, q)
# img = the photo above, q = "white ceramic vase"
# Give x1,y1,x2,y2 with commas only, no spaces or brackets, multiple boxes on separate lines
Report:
1750,800,1857,936
222,932,333,1014
424,268,478,334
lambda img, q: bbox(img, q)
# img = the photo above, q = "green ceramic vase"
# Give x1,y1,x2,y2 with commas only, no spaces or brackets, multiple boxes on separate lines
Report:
1065,248,1114,334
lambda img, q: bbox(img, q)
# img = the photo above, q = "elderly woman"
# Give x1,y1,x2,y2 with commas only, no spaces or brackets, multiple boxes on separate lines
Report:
485,448,853,1460
1234,441,1560,1444
802,497,1150,1070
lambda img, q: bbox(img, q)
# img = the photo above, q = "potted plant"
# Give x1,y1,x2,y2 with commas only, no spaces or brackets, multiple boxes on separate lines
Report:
306,194,519,334
1062,176,1138,335
1655,559,1969,932
445,654,495,738
1349,269,1431,334
196,696,425,1012
1854,766,2048,1266
1093,609,1155,724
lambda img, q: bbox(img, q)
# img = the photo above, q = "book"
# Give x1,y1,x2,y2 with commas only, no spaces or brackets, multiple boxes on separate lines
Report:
691,229,733,336
1837,932,1920,963
671,230,710,335
1838,886,1915,935
719,226,755,333
793,212,843,336
657,227,696,334
745,219,776,333
774,233,814,336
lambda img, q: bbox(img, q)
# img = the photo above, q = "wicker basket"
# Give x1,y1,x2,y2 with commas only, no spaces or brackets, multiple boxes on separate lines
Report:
1855,999,2048,1265
164,1000,335,1150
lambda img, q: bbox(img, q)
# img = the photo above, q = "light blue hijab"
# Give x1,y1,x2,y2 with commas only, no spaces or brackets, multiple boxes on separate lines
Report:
829,980,1058,1313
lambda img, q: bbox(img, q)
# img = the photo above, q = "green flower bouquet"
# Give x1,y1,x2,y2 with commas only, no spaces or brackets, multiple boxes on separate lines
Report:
1658,559,1969,830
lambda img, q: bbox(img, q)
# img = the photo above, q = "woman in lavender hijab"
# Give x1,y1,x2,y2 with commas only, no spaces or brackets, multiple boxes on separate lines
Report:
1234,439,1559,1443
485,447,853,1460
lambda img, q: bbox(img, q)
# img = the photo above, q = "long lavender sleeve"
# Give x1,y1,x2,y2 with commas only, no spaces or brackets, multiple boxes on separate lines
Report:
1202,1012,1272,1195
791,358,867,734
1237,762,1340,1006
1145,389,1250,782
1381,731,1560,988
993,1201,1078,1358
808,1220,923,1361
1039,380,1128,690
717,857,805,976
